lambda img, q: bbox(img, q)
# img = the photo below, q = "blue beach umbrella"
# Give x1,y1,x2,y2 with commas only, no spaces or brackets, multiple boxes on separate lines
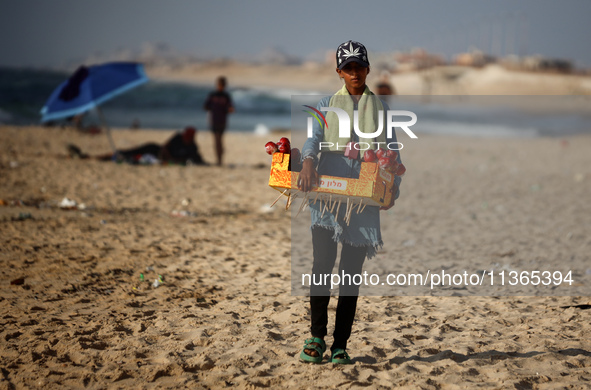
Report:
40,62,148,151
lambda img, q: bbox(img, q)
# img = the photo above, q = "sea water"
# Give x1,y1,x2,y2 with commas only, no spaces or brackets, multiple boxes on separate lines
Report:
1,67,590,137
0,67,292,132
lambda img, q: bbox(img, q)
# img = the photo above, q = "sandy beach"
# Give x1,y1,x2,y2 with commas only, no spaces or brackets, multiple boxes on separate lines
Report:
1,124,591,389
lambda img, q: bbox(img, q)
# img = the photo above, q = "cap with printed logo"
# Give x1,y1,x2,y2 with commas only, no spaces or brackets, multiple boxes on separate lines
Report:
336,40,370,70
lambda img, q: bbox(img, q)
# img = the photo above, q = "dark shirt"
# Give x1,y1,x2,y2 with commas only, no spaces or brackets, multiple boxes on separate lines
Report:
165,134,204,164
204,91,233,126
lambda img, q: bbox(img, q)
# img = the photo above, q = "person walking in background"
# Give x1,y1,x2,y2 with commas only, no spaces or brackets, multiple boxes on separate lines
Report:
376,81,395,95
376,71,396,95
204,76,234,166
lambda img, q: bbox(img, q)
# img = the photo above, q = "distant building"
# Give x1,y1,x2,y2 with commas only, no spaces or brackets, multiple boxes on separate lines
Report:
454,50,496,67
502,55,573,74
393,48,445,72
531,57,573,73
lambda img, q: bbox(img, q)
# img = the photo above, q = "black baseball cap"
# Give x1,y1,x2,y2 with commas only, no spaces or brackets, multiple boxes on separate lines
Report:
336,40,370,69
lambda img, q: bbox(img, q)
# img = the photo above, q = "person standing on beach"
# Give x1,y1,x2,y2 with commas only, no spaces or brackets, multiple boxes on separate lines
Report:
204,76,234,166
297,41,402,364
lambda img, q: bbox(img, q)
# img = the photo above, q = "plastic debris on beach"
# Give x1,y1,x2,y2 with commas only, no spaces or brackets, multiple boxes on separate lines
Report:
138,154,160,165
152,275,164,288
59,197,78,210
132,267,164,291
171,210,197,217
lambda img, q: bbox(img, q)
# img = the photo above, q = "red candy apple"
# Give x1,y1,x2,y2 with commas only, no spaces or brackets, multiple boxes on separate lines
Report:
291,147,301,162
363,149,377,162
395,163,406,176
378,157,390,170
278,137,291,147
265,141,278,155
376,148,387,160
386,150,398,160
389,159,399,172
278,142,290,154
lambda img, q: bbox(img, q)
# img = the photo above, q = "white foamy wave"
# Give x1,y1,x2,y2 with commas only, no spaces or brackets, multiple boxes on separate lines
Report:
231,86,322,114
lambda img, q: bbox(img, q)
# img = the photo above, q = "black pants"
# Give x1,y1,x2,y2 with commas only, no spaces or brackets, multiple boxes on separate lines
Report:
309,227,367,352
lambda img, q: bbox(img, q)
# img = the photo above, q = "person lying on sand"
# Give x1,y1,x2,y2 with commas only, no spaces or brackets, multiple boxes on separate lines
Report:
67,126,207,165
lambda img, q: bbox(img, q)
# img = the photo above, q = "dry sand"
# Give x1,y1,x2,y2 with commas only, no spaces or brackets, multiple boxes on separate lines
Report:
1,125,591,389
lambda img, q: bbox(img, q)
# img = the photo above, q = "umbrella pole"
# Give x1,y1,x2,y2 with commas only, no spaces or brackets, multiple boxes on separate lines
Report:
96,107,118,155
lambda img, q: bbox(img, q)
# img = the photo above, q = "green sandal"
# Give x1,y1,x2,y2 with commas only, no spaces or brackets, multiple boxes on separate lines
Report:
299,337,326,364
331,348,352,364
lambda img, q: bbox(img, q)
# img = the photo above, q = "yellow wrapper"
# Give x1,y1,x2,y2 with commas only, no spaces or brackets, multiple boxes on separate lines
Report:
268,153,395,207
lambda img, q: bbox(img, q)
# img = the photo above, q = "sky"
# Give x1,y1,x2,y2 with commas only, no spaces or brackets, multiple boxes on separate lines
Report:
1,0,591,69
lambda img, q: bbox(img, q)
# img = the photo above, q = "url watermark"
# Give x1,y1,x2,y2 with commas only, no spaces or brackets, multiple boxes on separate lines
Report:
302,270,575,290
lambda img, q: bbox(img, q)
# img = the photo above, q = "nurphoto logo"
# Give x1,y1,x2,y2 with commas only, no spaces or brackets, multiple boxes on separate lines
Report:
303,105,418,151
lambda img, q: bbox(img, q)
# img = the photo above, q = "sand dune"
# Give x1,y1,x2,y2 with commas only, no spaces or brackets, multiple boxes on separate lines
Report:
147,62,591,96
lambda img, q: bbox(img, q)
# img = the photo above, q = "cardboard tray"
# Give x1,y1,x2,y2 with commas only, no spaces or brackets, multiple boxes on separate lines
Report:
268,152,395,208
